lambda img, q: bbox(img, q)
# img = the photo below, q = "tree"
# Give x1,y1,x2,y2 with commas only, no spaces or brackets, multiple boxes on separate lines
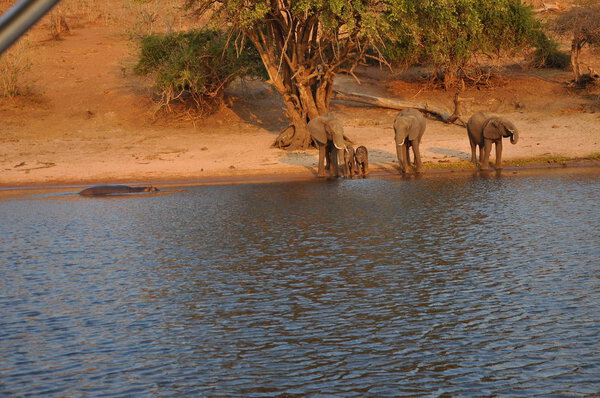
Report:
185,0,541,149
384,0,541,88
552,3,600,84
186,0,385,149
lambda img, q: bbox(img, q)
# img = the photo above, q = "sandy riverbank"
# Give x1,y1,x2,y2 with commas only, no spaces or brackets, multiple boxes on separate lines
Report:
1,17,599,189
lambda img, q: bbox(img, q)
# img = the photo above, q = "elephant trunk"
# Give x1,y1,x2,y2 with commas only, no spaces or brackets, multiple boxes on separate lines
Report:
396,143,406,173
510,130,519,145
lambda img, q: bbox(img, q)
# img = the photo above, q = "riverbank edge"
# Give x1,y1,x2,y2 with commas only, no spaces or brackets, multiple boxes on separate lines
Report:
1,155,599,192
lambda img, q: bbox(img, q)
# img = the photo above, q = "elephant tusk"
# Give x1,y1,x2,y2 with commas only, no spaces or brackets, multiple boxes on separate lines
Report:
397,138,406,146
334,143,345,150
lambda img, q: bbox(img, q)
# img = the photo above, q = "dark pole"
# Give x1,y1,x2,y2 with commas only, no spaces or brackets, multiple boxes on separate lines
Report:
0,0,61,55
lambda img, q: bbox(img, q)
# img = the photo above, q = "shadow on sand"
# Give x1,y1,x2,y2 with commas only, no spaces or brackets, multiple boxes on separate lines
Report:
225,80,287,134
427,147,471,160
279,147,404,178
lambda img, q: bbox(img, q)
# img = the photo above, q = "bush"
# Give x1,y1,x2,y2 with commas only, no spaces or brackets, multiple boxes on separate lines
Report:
530,33,570,69
135,29,265,113
383,0,544,87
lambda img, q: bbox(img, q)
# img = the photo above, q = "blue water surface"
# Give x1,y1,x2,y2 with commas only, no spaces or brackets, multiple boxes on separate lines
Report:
1,168,599,396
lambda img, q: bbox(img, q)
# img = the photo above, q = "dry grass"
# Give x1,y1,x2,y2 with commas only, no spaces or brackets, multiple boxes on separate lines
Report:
0,39,32,98
46,0,190,37
420,153,600,172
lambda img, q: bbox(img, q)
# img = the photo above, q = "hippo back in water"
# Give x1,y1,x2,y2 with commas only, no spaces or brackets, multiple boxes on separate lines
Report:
79,185,159,196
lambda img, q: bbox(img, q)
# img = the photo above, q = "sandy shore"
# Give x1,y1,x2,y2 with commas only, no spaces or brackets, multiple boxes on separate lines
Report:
2,98,600,189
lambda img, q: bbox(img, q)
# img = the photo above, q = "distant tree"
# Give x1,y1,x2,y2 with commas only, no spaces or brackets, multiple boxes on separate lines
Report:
385,0,542,88
552,3,600,84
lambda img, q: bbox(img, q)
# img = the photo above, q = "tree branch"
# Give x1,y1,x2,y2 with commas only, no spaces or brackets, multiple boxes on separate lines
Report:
332,90,456,123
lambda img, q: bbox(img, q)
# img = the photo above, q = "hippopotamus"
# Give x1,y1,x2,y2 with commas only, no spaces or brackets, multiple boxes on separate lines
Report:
78,185,159,196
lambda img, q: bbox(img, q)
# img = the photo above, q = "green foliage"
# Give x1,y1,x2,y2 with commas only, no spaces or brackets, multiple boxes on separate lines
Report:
181,0,551,147
135,29,265,112
530,32,570,69
186,0,543,74
383,0,542,83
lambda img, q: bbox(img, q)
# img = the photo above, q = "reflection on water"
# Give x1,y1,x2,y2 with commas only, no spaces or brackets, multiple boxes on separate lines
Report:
1,169,599,396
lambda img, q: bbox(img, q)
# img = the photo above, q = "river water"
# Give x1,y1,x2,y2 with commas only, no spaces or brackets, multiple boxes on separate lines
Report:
1,168,599,396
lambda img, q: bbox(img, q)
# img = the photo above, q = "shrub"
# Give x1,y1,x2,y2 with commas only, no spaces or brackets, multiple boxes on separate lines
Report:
383,0,544,87
135,29,265,113
0,40,32,98
530,32,570,69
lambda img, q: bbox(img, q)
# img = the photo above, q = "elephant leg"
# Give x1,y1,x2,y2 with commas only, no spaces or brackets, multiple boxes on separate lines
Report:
481,139,493,170
405,145,411,167
469,136,477,163
324,142,332,171
478,145,485,165
396,144,407,173
412,140,423,173
363,161,368,176
495,140,503,169
317,144,327,177
333,148,342,178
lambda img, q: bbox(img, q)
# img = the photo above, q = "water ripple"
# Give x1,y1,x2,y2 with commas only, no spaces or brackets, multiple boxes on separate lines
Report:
1,169,599,396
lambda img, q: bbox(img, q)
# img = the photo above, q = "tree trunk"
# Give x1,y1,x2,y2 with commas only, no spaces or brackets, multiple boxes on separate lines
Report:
242,10,363,150
271,79,327,149
332,90,454,123
315,74,334,114
248,31,317,150
571,38,584,83
274,107,312,149
272,72,336,149
447,80,466,126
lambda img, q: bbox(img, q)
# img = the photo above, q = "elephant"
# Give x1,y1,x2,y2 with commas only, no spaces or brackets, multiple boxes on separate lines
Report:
393,108,426,173
79,185,159,196
308,113,346,177
467,112,519,170
354,145,369,177
344,145,357,178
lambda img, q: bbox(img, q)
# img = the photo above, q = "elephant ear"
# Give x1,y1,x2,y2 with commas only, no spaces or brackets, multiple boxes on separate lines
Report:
501,119,517,137
407,117,422,140
307,116,328,145
483,118,503,140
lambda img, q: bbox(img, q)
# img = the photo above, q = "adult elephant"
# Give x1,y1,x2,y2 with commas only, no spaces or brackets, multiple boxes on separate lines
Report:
393,108,426,173
467,112,519,170
308,113,346,177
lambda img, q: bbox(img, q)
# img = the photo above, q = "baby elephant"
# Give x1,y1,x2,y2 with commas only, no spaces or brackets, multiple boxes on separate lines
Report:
344,146,357,178
354,146,369,177
467,112,519,170
79,185,159,196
